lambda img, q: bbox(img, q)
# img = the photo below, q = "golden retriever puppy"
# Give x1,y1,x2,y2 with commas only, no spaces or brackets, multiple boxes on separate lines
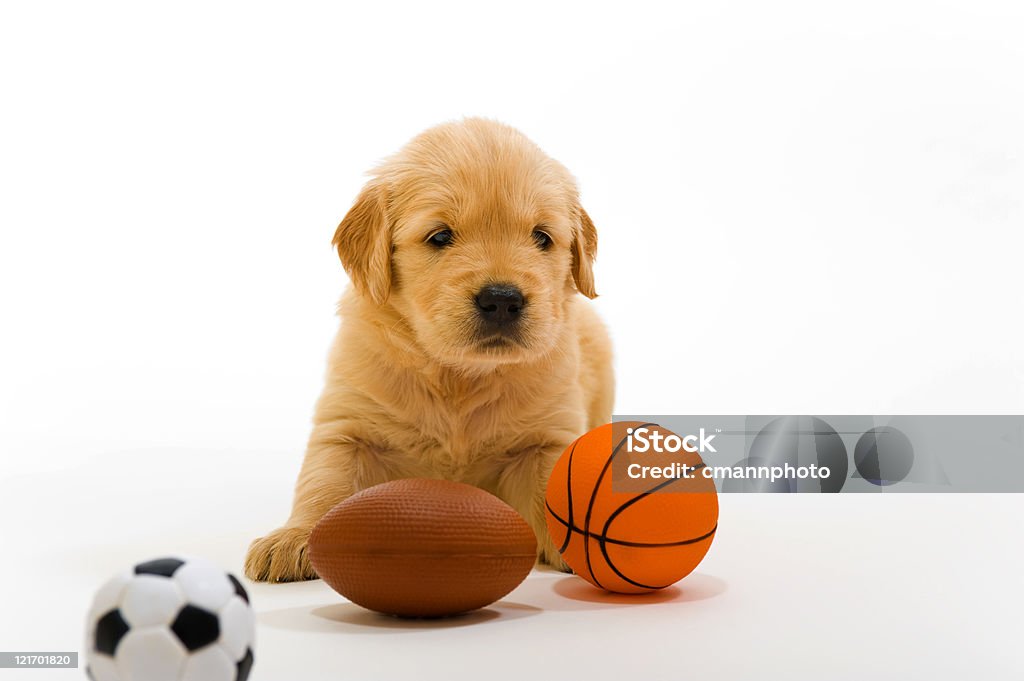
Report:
245,118,613,582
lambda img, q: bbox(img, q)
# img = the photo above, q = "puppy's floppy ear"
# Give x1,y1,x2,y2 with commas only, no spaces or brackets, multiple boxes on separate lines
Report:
570,205,598,299
332,182,392,304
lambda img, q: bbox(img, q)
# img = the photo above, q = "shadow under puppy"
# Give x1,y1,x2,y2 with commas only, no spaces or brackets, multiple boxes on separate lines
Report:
245,118,614,582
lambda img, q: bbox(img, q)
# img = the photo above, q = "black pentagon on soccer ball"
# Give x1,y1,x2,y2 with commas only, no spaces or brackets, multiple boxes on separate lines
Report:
228,573,249,604
134,557,185,577
236,648,254,681
171,605,220,651
94,609,130,655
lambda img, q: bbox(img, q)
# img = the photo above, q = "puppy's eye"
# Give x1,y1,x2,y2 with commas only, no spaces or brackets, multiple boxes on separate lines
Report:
532,228,553,250
427,228,454,248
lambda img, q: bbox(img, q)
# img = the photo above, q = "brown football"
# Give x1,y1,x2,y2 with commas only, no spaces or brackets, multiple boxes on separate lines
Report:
307,478,537,618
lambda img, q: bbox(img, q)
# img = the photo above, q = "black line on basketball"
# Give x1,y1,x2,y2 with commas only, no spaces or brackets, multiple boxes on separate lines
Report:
603,524,718,591
599,463,714,590
546,500,717,548
557,438,580,554
582,422,657,590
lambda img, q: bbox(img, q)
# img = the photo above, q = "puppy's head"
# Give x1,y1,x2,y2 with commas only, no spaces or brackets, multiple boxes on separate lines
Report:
333,118,597,368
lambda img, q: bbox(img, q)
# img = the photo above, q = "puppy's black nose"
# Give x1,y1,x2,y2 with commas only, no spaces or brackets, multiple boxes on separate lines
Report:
475,284,524,325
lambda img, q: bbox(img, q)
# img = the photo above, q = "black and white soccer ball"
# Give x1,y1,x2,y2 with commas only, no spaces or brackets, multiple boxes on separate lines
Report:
85,556,255,681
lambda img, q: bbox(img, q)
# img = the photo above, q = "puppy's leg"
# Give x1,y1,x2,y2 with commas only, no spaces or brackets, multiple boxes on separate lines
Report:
245,422,394,583
244,441,352,582
494,444,571,573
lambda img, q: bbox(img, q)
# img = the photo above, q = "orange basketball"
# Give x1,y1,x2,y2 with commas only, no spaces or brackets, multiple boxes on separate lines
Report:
545,421,719,593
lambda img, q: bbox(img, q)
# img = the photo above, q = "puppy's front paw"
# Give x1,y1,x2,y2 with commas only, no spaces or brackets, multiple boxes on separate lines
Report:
244,525,318,583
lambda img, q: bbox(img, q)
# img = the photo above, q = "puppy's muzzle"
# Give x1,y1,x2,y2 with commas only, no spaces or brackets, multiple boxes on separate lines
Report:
474,284,524,329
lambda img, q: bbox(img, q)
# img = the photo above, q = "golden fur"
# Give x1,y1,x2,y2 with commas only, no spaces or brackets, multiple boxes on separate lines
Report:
245,118,614,582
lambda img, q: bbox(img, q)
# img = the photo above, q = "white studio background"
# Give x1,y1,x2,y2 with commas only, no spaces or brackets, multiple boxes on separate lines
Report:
2,1,1022,475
